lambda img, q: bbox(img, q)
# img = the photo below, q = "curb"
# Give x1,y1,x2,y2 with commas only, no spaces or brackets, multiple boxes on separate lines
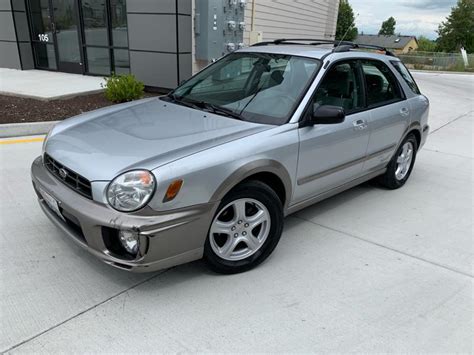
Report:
0,89,104,101
0,121,58,138
411,70,474,75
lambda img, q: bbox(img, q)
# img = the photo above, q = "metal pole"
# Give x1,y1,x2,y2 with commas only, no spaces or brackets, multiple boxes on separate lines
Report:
251,0,256,31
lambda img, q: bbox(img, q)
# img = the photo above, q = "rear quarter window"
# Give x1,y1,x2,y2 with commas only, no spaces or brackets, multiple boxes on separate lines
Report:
391,61,421,95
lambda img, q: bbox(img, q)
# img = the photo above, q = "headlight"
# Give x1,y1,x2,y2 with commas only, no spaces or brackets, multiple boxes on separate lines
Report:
106,170,156,212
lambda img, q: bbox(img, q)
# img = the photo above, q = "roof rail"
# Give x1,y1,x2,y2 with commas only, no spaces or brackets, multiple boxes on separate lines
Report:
251,38,396,57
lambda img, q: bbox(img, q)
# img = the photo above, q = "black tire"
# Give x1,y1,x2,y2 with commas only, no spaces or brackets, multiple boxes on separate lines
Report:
204,180,284,274
377,133,418,189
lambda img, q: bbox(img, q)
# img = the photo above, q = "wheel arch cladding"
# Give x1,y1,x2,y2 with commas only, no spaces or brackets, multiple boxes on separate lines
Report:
241,172,286,206
408,129,421,149
210,160,292,210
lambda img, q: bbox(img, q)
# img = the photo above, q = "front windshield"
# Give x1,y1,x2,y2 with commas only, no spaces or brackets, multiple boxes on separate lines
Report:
169,52,321,125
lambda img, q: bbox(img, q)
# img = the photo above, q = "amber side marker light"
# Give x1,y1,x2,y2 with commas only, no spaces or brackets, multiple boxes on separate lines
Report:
163,179,184,202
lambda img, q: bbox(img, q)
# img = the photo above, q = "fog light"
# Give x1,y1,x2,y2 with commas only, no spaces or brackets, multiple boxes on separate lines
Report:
119,230,140,255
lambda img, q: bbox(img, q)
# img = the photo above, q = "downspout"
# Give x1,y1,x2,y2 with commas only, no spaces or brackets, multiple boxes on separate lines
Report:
251,0,256,31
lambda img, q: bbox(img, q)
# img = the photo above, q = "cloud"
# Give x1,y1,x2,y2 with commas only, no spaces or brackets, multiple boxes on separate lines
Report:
400,0,457,10
349,0,456,39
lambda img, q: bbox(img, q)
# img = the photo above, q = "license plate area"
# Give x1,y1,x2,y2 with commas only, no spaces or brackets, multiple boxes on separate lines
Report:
39,187,65,221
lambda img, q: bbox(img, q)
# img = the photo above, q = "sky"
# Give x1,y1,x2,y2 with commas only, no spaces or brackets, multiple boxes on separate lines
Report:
349,0,458,39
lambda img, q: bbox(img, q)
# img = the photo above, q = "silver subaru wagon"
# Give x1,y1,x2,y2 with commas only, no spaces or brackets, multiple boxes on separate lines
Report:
31,39,430,274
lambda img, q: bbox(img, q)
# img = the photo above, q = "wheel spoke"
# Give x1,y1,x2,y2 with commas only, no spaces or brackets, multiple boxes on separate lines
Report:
233,200,247,221
402,144,409,156
210,220,233,235
397,155,405,164
220,237,238,258
244,234,260,250
247,209,266,229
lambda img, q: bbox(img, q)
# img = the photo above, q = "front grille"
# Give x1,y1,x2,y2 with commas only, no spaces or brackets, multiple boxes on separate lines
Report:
44,154,93,199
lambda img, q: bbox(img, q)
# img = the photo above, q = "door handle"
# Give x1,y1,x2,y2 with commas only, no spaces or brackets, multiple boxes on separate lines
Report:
400,107,410,117
353,119,368,130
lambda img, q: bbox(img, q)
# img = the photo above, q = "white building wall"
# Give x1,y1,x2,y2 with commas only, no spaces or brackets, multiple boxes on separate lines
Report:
244,0,339,43
192,0,340,73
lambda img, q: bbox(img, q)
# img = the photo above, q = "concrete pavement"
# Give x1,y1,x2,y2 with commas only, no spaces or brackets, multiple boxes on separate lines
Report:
0,72,472,353
0,69,104,100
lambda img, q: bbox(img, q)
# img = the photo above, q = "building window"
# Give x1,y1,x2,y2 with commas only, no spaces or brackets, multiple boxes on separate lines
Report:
81,0,129,75
86,46,110,74
27,0,129,75
110,0,127,47
82,0,108,46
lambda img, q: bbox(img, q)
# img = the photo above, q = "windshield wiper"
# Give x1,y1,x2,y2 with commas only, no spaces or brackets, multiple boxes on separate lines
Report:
164,95,243,121
163,93,198,109
196,102,244,121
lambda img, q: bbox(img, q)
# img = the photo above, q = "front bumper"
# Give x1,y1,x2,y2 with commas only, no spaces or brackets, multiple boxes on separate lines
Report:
31,156,218,272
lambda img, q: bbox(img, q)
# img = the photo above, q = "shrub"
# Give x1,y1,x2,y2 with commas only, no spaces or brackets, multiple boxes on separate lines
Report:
102,73,144,103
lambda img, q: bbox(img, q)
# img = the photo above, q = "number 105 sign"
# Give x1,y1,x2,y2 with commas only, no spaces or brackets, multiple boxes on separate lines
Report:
38,34,49,42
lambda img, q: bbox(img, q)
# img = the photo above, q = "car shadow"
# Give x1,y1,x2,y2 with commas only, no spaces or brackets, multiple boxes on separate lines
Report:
288,180,377,221
77,181,379,286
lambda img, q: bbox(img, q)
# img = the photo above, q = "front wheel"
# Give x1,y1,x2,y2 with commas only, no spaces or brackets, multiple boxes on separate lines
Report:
378,134,418,189
204,180,284,274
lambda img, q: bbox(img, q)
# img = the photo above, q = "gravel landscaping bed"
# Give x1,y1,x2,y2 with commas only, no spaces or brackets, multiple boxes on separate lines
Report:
0,92,161,124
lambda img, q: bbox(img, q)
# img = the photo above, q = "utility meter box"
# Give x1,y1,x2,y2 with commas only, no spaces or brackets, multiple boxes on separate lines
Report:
195,0,246,63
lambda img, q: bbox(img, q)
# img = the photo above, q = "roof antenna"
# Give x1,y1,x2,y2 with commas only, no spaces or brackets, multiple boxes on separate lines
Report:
334,13,359,52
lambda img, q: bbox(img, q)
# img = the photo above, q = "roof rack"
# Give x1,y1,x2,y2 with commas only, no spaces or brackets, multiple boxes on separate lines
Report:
251,38,396,57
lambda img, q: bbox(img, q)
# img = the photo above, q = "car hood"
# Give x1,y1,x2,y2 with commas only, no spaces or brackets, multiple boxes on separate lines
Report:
45,97,272,181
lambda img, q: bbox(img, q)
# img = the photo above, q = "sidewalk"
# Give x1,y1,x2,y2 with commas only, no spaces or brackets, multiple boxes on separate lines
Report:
0,68,105,100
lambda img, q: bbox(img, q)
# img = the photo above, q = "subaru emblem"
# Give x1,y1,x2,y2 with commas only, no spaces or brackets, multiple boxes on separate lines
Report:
58,168,68,179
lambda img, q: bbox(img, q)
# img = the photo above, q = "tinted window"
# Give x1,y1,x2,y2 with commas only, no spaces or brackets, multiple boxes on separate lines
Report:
391,60,421,94
362,60,403,107
111,0,128,47
314,61,364,113
82,0,108,46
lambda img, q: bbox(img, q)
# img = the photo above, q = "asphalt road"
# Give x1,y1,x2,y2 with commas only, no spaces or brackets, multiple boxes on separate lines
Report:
1,72,472,353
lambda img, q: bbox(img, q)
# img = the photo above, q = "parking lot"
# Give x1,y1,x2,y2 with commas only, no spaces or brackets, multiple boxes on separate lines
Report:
1,72,472,353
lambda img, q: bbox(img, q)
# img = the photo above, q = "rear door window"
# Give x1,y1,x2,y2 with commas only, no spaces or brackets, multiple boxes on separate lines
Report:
361,60,403,107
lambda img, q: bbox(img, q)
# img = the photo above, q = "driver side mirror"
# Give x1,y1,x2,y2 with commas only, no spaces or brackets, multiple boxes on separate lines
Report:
310,105,346,125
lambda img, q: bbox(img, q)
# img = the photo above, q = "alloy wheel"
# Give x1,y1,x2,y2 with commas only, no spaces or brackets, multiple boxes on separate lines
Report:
209,198,271,261
395,141,414,180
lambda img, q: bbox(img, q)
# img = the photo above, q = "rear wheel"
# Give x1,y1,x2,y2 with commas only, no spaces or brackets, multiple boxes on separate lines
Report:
378,134,418,189
204,181,284,274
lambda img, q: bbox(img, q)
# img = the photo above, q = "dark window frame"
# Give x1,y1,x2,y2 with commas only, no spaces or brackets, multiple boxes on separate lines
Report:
312,59,366,115
390,60,421,95
300,57,408,124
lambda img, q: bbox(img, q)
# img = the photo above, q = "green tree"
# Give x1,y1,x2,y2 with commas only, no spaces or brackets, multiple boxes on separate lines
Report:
437,0,474,53
379,17,396,35
417,36,438,52
335,0,358,41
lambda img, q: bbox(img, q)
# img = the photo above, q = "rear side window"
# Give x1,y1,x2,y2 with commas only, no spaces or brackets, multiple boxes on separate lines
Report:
391,60,421,95
361,60,403,107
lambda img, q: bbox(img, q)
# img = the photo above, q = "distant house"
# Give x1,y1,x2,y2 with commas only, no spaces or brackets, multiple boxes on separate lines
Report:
355,34,418,54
